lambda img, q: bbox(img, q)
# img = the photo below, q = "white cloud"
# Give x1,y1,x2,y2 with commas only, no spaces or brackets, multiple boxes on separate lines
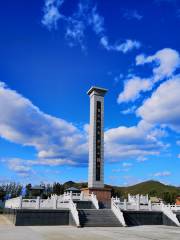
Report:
118,48,180,104
0,81,88,166
0,80,169,174
1,156,79,177
153,171,171,177
1,158,32,177
88,6,105,34
176,140,180,146
65,20,85,50
137,75,180,132
137,156,147,162
115,40,141,53
41,0,64,30
117,77,152,103
121,105,136,115
136,48,180,82
104,120,166,161
122,162,133,167
122,9,143,20
100,37,141,53
41,0,141,53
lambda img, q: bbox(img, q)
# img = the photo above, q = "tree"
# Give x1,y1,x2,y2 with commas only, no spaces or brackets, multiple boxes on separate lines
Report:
25,183,32,198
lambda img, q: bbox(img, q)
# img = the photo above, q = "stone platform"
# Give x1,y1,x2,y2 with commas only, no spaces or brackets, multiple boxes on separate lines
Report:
3,207,178,227
82,188,111,208
3,208,76,226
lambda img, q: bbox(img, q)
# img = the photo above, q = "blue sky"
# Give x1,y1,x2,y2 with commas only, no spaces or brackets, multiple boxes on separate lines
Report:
0,0,180,186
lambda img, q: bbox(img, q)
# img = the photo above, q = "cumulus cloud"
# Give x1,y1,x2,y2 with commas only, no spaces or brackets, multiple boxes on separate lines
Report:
104,120,166,161
0,81,88,167
117,77,152,103
0,81,170,175
136,48,180,82
118,48,180,104
137,75,180,132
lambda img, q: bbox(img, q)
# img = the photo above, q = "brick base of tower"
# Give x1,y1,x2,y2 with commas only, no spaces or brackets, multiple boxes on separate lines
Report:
82,187,111,208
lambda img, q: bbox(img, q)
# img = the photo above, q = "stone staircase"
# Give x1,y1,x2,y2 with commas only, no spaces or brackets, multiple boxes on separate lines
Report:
74,200,95,209
78,209,122,227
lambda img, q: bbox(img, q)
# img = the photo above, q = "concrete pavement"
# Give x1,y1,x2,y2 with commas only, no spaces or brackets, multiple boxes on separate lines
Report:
0,224,180,240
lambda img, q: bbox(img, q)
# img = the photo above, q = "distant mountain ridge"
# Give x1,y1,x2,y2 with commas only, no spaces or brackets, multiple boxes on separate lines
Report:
110,180,180,197
63,180,180,203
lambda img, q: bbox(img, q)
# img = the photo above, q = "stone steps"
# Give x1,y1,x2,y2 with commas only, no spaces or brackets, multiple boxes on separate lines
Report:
78,209,122,227
73,201,95,209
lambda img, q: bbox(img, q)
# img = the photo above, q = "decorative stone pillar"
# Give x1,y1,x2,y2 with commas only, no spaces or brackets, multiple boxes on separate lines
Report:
36,196,40,209
19,196,23,209
136,194,140,210
53,195,57,209
148,200,152,211
124,199,127,210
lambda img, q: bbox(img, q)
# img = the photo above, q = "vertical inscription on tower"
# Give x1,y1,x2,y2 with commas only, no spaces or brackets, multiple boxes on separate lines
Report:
96,101,101,181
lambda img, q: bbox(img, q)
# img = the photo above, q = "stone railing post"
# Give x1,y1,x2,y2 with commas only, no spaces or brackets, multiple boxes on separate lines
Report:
70,191,73,200
136,194,140,210
148,200,152,211
80,192,83,200
146,194,149,202
53,195,57,209
36,196,40,209
160,201,164,211
124,199,127,210
175,203,177,211
19,196,23,209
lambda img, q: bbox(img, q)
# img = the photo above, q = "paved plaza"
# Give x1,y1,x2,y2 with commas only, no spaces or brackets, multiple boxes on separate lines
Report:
0,216,180,240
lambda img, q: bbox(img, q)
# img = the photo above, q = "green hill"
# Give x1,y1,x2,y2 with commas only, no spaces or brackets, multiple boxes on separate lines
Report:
62,180,180,204
110,180,180,203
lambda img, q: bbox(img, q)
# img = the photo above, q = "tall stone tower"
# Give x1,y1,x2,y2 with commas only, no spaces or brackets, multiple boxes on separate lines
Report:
82,86,111,208
87,86,107,189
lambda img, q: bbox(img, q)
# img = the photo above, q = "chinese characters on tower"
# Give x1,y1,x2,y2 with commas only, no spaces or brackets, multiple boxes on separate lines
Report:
96,101,101,181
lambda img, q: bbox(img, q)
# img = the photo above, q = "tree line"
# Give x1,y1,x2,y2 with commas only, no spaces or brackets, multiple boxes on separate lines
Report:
0,181,179,204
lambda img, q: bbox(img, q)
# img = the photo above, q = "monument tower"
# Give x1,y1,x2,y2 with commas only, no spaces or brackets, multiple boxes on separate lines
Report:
87,86,107,188
83,86,111,208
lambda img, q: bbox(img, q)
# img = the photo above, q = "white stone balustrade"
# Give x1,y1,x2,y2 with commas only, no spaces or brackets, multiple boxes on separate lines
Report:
111,198,126,226
5,196,22,209
90,192,99,209
69,199,80,227
111,196,180,213
4,191,98,210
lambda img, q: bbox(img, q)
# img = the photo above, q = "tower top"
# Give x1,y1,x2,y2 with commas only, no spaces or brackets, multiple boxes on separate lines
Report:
87,86,108,96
